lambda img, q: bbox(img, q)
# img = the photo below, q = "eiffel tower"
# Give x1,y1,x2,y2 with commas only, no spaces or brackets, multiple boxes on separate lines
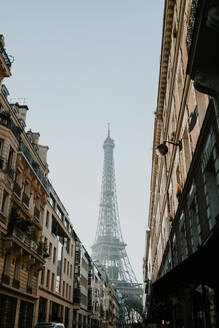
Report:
91,125,142,322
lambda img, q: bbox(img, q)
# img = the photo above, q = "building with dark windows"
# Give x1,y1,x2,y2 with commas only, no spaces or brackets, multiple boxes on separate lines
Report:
0,34,120,328
143,0,219,327
0,36,49,327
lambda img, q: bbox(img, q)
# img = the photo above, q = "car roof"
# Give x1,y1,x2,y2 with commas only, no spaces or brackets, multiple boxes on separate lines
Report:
35,323,64,327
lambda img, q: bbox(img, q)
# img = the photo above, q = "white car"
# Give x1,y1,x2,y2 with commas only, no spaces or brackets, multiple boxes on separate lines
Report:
35,323,65,328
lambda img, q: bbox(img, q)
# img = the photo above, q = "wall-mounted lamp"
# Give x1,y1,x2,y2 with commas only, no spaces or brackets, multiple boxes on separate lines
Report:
156,140,182,156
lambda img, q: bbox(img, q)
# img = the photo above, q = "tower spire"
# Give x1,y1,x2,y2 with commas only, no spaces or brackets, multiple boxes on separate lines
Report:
92,130,141,287
91,130,143,322
107,122,110,137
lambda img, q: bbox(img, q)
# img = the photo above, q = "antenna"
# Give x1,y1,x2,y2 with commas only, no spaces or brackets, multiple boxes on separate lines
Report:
107,122,110,137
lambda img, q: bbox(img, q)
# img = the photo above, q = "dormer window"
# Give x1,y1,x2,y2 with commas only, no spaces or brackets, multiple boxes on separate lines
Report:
26,131,33,143
11,104,19,115
18,118,26,129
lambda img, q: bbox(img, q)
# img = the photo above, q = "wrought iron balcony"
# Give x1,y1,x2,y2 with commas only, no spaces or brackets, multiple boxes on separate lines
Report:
5,162,14,180
12,226,38,252
13,181,22,198
34,206,40,220
0,42,11,70
22,192,30,207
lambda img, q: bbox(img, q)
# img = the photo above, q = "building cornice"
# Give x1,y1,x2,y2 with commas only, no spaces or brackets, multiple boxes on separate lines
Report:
148,0,175,229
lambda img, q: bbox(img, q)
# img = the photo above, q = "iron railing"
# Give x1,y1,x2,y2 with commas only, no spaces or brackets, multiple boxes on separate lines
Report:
0,42,11,70
12,226,38,251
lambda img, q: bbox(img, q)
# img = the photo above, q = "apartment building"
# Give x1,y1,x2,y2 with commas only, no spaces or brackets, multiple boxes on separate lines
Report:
0,37,50,327
143,1,219,327
37,182,75,327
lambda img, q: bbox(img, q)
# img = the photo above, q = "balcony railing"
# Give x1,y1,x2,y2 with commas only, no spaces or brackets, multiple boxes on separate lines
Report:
13,181,22,198
0,42,11,70
12,226,38,252
5,162,14,180
19,142,49,192
34,206,40,220
22,192,30,207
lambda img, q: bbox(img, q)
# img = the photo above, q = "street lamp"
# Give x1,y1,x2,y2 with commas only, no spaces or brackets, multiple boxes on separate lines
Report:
156,140,182,156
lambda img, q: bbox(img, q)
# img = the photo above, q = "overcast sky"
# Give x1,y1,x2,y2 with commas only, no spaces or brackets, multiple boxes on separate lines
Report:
1,1,163,282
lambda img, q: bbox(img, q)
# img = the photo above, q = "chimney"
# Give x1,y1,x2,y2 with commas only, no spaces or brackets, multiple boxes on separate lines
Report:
38,145,49,166
32,132,40,145
16,103,29,123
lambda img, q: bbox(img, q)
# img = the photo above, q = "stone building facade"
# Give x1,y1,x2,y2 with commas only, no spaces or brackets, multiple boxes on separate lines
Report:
0,36,50,326
0,35,120,328
143,0,219,327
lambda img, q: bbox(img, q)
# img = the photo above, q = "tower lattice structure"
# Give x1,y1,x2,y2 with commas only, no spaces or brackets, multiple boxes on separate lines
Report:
91,127,140,292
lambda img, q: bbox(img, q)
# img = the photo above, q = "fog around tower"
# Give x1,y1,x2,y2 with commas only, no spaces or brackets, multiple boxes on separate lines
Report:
0,1,164,282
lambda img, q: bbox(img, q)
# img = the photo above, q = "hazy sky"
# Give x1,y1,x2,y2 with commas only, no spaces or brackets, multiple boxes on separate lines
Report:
1,1,163,281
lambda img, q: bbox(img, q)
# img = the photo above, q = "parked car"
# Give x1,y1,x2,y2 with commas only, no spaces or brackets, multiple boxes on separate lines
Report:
35,323,65,328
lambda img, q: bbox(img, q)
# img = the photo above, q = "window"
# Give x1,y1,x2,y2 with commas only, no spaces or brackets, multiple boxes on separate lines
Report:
13,259,20,286
179,213,188,261
0,139,4,157
44,237,48,249
41,268,45,285
3,252,11,280
8,146,14,167
64,258,66,273
64,237,69,253
46,270,50,288
27,268,32,291
67,261,69,276
53,247,56,263
64,219,69,230
62,281,65,297
49,242,52,257
51,273,55,291
1,189,8,213
56,206,63,221
66,283,68,298
188,183,200,252
45,210,50,228
48,194,55,208
204,155,219,229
